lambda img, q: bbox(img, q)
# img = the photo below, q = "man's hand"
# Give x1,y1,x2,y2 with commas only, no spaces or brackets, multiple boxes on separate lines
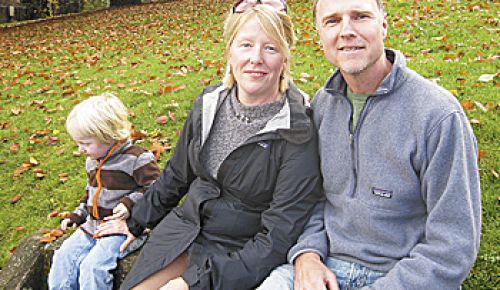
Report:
104,203,130,221
294,252,339,290
95,219,136,252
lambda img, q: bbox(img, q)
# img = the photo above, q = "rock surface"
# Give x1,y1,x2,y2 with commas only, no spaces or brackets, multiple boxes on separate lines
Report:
0,233,140,290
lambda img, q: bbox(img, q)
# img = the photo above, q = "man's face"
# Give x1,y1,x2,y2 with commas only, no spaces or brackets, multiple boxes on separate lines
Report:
315,0,387,76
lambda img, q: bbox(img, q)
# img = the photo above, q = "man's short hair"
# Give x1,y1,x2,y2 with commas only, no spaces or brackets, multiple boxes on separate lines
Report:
312,0,385,22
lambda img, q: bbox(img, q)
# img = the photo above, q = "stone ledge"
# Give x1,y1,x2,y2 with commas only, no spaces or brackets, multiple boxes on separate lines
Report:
0,233,140,290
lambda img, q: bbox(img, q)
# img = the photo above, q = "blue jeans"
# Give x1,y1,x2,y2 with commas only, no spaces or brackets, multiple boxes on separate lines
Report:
48,229,145,290
257,257,386,290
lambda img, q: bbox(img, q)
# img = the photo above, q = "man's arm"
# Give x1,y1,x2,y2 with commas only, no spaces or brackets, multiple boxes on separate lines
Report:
363,112,481,289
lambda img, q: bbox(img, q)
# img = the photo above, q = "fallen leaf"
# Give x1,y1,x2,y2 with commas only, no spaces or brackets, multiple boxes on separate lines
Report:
478,74,496,82
460,100,474,111
33,169,46,179
9,143,20,154
156,115,168,124
159,85,173,94
432,35,447,41
11,108,24,115
59,172,69,183
40,236,56,243
59,211,71,219
173,84,186,92
46,136,58,145
478,149,486,162
48,209,60,218
149,143,165,161
469,118,481,126
131,128,148,141
50,228,64,237
300,72,314,81
168,112,177,122
13,163,30,176
16,226,25,231
473,101,488,112
29,156,39,166
10,194,22,204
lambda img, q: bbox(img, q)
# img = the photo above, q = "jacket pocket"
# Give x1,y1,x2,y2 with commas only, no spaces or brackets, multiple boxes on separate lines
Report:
201,198,261,238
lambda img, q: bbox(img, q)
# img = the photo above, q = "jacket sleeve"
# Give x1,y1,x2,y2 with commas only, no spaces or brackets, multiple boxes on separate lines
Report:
287,200,328,263
364,112,482,289
127,113,196,237
119,151,161,213
285,90,329,263
68,189,89,226
184,134,323,290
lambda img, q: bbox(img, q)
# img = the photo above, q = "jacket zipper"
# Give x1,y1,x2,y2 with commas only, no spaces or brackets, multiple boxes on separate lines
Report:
347,96,373,198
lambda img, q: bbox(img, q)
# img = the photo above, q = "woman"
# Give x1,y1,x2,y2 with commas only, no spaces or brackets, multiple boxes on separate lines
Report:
96,3,321,290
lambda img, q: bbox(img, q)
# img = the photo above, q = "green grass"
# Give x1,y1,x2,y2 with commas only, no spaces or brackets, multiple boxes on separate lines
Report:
0,0,498,288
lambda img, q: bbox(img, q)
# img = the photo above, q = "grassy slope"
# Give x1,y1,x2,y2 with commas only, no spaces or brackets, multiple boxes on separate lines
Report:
0,0,498,288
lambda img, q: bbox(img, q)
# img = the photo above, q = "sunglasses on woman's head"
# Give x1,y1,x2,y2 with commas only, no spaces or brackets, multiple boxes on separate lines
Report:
232,0,287,13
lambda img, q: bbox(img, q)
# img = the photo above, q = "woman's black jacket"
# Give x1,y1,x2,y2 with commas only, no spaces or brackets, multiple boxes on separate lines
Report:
121,84,322,290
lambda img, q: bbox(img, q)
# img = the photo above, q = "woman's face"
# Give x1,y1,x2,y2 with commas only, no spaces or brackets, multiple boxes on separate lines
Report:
229,17,285,105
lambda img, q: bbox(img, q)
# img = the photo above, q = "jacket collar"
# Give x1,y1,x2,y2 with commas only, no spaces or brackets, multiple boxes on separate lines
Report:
324,49,408,97
89,139,131,164
201,83,313,146
109,139,131,157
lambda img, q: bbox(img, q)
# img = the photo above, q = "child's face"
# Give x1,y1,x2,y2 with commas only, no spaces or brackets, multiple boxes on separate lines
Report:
73,136,113,160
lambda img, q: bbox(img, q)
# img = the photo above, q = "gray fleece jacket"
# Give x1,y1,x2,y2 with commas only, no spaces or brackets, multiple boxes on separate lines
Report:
288,49,481,289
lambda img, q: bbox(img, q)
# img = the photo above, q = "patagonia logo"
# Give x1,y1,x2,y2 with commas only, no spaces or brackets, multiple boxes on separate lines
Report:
372,187,393,199
257,141,269,149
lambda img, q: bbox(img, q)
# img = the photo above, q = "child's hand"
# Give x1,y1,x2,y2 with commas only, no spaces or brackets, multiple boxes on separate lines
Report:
60,218,76,231
105,203,130,221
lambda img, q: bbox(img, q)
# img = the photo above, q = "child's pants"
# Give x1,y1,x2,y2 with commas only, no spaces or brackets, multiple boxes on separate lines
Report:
48,229,126,290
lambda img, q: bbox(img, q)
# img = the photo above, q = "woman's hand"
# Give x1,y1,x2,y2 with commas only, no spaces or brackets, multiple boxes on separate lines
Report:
159,277,188,290
95,219,136,252
104,203,130,221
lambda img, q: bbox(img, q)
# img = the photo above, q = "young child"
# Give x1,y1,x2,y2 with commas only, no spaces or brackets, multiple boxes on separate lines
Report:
48,93,160,290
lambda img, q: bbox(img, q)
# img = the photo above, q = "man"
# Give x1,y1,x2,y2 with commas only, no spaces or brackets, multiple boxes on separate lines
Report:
258,0,481,289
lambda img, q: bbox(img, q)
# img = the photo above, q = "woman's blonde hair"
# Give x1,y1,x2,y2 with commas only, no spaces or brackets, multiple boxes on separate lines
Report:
66,93,131,144
222,5,295,93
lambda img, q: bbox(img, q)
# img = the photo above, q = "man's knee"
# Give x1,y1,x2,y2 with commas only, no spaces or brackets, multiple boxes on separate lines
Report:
257,263,295,290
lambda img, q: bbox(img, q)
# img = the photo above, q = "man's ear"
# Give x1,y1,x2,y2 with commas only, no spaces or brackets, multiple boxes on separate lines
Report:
382,13,388,39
